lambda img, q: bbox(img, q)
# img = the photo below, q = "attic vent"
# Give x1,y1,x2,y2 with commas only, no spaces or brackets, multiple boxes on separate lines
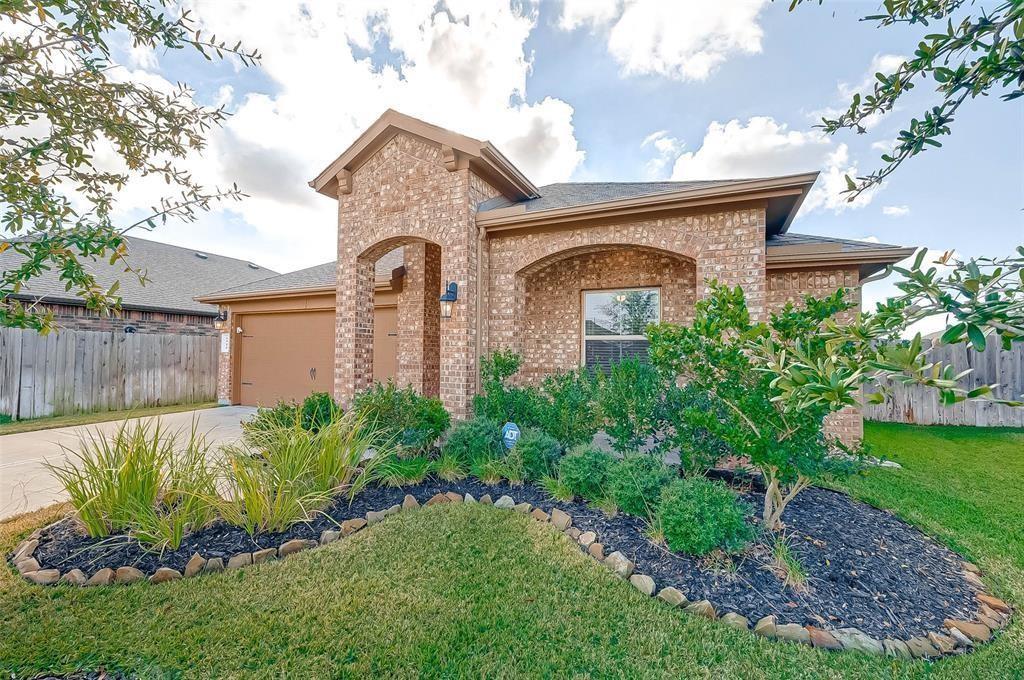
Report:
194,252,208,259
248,263,260,269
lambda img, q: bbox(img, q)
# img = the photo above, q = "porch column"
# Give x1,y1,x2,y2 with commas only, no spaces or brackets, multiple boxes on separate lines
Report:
335,256,375,408
397,242,441,397
439,235,478,420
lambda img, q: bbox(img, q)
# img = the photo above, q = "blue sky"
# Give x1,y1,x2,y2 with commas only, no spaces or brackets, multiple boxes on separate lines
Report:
112,0,1021,310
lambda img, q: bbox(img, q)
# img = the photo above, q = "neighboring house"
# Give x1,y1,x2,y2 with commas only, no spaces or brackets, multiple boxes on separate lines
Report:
2,236,275,335
199,109,914,442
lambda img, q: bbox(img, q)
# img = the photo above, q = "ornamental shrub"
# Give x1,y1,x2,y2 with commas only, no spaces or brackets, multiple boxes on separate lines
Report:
353,380,450,457
300,392,340,433
657,477,753,556
606,454,674,518
557,446,615,501
444,417,504,467
599,358,664,453
473,350,544,426
513,429,562,481
536,367,602,447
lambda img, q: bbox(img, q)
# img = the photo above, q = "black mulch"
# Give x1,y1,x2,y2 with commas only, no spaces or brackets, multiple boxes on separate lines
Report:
19,478,978,640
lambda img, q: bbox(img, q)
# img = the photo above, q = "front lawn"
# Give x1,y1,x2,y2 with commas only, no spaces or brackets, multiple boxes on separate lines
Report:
1,422,1022,678
0,402,219,435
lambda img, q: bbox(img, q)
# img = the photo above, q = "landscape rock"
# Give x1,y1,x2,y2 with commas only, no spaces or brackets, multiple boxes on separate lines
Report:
114,566,145,584
13,539,38,562
588,543,605,561
226,553,252,570
15,557,40,574
445,491,463,503
341,518,367,536
86,568,115,586
657,587,687,607
832,628,884,655
513,502,532,514
204,557,224,573
977,603,1007,629
943,619,991,643
566,527,581,540
753,616,777,637
807,627,843,650
684,600,716,619
905,636,941,659
947,627,974,648
927,631,957,654
530,508,550,522
977,593,1011,614
366,510,387,526
479,494,493,505
962,561,981,574
426,492,450,506
629,574,655,596
24,569,60,585
183,553,206,577
882,638,912,659
604,551,634,579
720,613,749,631
60,569,87,586
577,531,597,548
252,548,277,564
386,504,401,515
775,623,810,644
319,530,341,545
464,494,476,504
550,508,572,531
494,495,515,509
150,567,182,584
963,570,986,590
402,494,420,510
279,539,317,557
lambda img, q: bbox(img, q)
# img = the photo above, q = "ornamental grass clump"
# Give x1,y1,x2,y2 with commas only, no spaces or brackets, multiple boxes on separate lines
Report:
606,454,674,518
657,477,753,556
372,455,433,487
46,419,218,550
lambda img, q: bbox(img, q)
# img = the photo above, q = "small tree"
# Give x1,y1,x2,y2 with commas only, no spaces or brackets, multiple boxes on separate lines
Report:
1,1,259,332
649,248,1023,529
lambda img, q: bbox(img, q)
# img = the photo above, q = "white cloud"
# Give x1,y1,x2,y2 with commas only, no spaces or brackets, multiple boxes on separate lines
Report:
559,0,767,81
838,53,908,100
102,1,585,274
882,205,910,217
640,129,682,177
668,116,879,214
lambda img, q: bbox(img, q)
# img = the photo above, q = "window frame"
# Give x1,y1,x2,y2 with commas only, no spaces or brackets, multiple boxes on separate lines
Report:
580,286,662,369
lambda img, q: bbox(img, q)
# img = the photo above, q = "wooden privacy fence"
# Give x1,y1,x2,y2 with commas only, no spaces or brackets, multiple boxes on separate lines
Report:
0,327,218,420
864,341,1024,427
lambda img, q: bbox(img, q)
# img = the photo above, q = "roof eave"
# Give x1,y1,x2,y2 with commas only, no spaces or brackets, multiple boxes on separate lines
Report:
766,246,916,281
477,172,820,233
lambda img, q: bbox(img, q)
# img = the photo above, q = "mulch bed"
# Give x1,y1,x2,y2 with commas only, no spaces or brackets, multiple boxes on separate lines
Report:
22,477,977,639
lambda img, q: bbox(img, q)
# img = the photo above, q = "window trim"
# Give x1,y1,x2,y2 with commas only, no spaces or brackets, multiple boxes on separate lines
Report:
580,286,662,368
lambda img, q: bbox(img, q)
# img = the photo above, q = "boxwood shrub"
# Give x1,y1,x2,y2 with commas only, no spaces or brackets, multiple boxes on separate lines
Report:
607,454,674,517
513,429,562,481
443,417,504,467
557,446,615,501
657,477,753,556
353,381,449,457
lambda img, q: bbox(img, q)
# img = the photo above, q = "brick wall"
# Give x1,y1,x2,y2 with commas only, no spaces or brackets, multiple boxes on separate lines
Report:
766,266,864,444
520,247,696,380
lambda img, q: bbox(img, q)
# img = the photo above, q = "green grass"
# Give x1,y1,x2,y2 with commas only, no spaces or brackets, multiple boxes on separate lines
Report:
0,402,220,435
1,423,1022,678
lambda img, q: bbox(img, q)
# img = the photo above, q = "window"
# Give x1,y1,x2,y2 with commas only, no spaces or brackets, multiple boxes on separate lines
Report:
583,288,660,371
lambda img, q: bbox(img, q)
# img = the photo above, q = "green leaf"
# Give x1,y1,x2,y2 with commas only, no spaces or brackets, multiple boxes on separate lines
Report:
966,324,986,352
940,322,966,345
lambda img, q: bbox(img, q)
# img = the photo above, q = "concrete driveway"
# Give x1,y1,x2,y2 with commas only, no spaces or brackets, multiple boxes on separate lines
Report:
0,405,256,520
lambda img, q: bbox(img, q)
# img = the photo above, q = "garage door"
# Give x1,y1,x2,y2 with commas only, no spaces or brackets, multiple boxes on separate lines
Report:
238,310,334,406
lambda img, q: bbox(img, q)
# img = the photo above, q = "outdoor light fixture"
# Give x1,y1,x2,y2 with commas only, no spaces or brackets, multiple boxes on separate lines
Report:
439,281,458,320
213,309,229,331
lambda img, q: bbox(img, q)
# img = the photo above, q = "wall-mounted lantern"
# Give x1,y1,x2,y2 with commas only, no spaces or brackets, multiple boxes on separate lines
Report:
213,309,229,331
439,281,458,320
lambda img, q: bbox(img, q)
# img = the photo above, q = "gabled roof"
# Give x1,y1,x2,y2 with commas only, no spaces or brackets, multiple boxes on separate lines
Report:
197,249,404,302
2,235,275,316
476,173,819,237
310,109,539,202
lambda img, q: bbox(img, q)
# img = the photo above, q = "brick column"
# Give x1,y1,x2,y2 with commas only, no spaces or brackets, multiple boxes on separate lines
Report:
335,255,375,408
397,242,441,397
215,307,233,405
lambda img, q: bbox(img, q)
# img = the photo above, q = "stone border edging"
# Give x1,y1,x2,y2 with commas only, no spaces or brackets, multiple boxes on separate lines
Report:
10,490,1011,659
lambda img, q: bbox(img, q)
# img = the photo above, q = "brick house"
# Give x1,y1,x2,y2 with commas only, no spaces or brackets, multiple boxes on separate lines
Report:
200,110,913,441
2,236,275,335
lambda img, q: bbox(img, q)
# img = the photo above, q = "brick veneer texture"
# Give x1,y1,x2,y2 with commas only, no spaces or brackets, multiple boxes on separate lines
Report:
42,303,217,336
334,133,499,418
766,267,864,444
